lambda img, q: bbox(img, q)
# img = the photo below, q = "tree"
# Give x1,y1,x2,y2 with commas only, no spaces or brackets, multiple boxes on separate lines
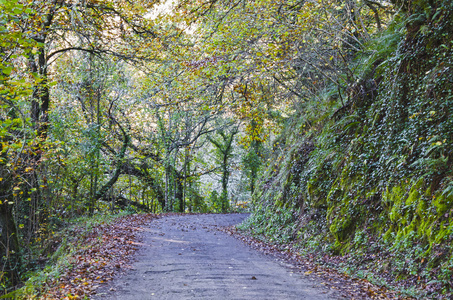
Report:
0,0,164,288
20,0,165,212
50,51,134,213
0,0,41,287
208,125,239,212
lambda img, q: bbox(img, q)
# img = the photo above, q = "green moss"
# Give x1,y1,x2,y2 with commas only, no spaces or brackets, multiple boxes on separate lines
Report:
418,214,434,240
406,178,423,206
433,221,450,244
432,191,452,216
328,195,356,244
383,226,394,241
415,194,427,216
385,183,409,223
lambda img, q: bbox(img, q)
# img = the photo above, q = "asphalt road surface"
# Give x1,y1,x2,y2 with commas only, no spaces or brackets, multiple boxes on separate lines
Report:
94,214,340,300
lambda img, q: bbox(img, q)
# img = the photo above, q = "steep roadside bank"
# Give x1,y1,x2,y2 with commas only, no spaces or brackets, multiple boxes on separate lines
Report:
243,1,453,298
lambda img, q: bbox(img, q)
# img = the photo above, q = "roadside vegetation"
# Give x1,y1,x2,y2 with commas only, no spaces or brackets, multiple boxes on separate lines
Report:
239,1,453,298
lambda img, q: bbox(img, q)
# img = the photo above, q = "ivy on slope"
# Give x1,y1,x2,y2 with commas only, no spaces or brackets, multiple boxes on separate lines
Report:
244,1,453,298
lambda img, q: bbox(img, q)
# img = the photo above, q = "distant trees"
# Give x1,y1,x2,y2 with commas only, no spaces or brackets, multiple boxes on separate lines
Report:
208,125,238,212
51,52,135,213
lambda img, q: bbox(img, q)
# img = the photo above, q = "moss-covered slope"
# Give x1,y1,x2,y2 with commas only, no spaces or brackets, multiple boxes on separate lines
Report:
244,1,453,297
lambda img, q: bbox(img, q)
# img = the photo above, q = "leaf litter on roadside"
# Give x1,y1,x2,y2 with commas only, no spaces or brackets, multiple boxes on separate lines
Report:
41,214,158,300
217,225,415,300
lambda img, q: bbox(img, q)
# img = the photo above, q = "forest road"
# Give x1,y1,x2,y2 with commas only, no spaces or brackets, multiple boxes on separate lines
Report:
93,214,341,300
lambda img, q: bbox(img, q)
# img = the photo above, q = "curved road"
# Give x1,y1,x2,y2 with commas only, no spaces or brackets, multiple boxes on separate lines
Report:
94,214,340,300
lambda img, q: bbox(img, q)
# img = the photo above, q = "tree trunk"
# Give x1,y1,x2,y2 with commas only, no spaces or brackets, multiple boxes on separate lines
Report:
0,188,21,286
175,175,184,212
221,158,229,213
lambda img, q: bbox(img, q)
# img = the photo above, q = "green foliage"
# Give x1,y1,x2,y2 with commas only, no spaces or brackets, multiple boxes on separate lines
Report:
239,204,298,244
244,0,453,297
208,191,221,212
0,0,44,290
